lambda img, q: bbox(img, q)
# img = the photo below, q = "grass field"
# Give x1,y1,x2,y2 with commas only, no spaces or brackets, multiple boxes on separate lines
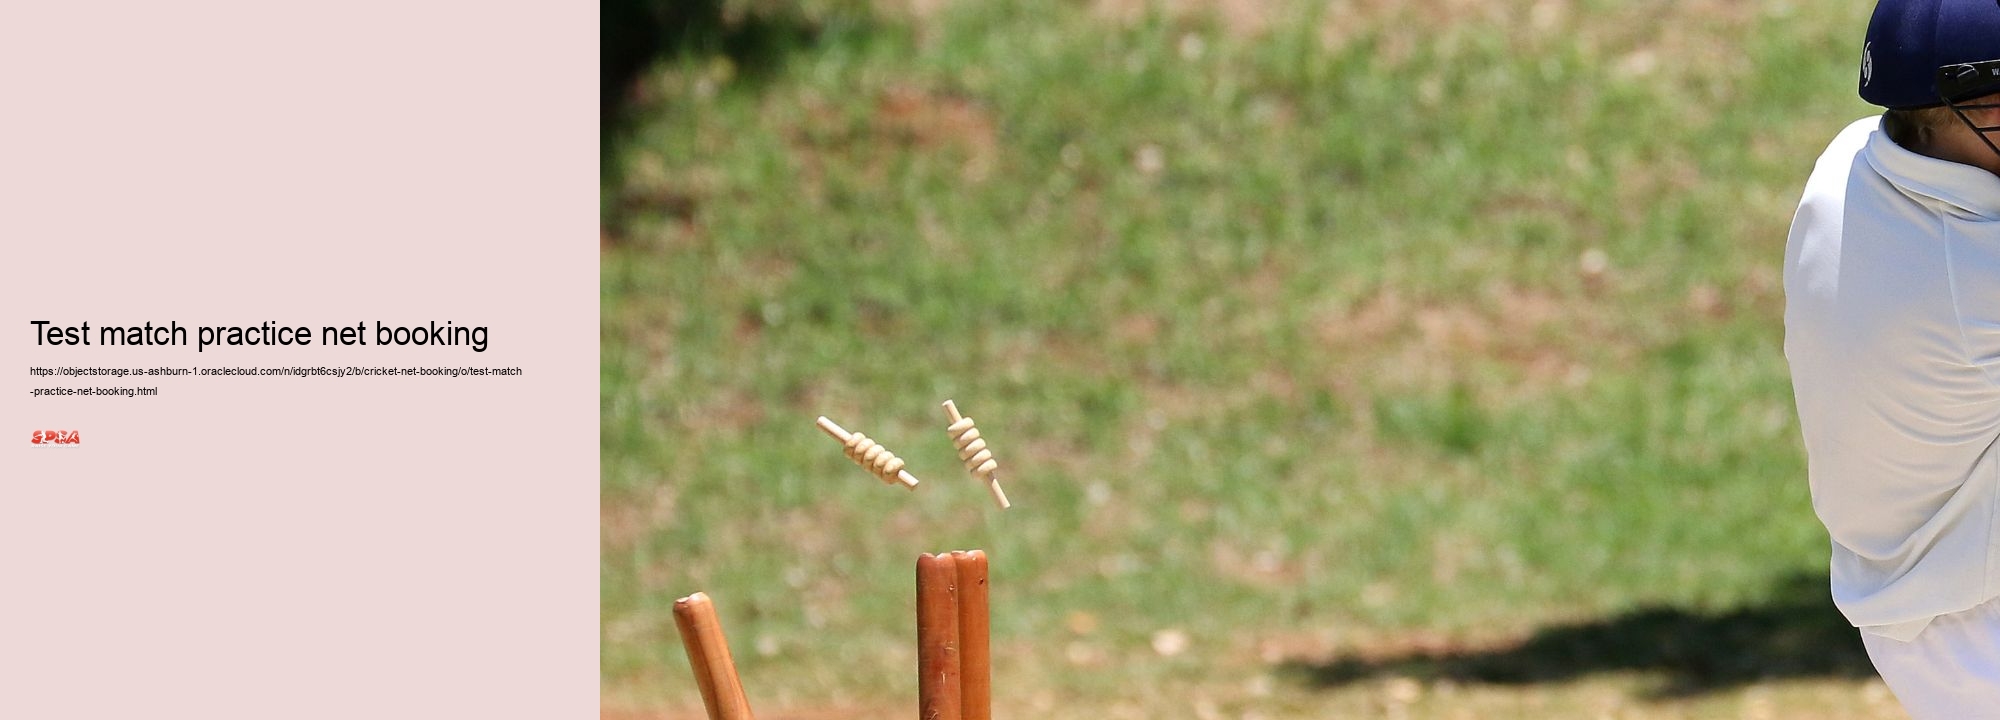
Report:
601,1,1899,717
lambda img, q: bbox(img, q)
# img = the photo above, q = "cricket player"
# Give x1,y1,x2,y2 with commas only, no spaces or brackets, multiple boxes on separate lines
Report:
1785,0,2000,715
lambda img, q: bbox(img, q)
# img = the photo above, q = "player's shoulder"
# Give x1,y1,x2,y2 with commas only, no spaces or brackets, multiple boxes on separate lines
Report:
1835,115,1881,142
1818,116,1881,168
1798,116,1882,200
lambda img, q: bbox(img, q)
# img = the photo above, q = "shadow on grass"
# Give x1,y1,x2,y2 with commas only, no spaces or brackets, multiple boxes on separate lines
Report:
602,0,863,154
602,0,837,125
601,1,869,235
1282,572,1875,698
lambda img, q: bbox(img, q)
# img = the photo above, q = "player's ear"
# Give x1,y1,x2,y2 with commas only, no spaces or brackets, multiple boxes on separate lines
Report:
1972,93,2000,126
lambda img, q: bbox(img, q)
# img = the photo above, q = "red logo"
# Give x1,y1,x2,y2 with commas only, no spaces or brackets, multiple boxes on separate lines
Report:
30,430,79,445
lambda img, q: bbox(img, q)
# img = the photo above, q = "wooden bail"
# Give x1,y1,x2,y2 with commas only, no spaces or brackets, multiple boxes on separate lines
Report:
816,416,920,489
942,401,1010,509
673,592,757,720
951,550,991,720
917,553,963,720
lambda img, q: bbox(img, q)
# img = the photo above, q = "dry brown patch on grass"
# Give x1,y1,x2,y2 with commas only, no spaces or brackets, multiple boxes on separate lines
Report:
1316,289,1408,348
1314,284,1608,399
1211,539,1307,587
1590,0,1755,78
607,153,717,250
1091,0,1275,36
1613,153,1706,219
1737,263,1781,319
870,0,952,23
1478,191,1603,242
875,84,1001,182
603,483,680,553
1113,312,1163,347
623,310,685,378
1316,0,1757,80
679,386,768,440
1318,0,1568,58
780,84,1004,193
1012,430,1110,494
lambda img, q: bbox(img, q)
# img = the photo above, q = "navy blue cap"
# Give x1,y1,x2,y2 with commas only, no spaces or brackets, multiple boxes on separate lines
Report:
1860,0,2000,108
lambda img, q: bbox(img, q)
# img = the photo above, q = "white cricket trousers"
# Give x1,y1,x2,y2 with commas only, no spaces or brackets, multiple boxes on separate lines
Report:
1863,595,2000,719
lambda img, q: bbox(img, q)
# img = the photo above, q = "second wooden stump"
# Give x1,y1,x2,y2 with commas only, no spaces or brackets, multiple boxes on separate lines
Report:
917,550,990,720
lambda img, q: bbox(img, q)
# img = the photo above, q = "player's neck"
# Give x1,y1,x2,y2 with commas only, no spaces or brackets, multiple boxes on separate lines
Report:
1915,124,2000,178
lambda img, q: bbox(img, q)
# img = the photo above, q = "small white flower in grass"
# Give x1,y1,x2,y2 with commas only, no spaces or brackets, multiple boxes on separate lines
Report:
1578,247,1609,278
1151,628,1189,657
1179,33,1206,61
1136,144,1166,175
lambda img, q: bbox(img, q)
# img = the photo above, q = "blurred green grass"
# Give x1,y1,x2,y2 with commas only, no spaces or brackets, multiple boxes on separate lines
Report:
602,0,1882,716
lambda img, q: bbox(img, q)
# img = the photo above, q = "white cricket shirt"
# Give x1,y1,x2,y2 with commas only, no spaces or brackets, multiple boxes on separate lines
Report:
1785,116,2000,641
